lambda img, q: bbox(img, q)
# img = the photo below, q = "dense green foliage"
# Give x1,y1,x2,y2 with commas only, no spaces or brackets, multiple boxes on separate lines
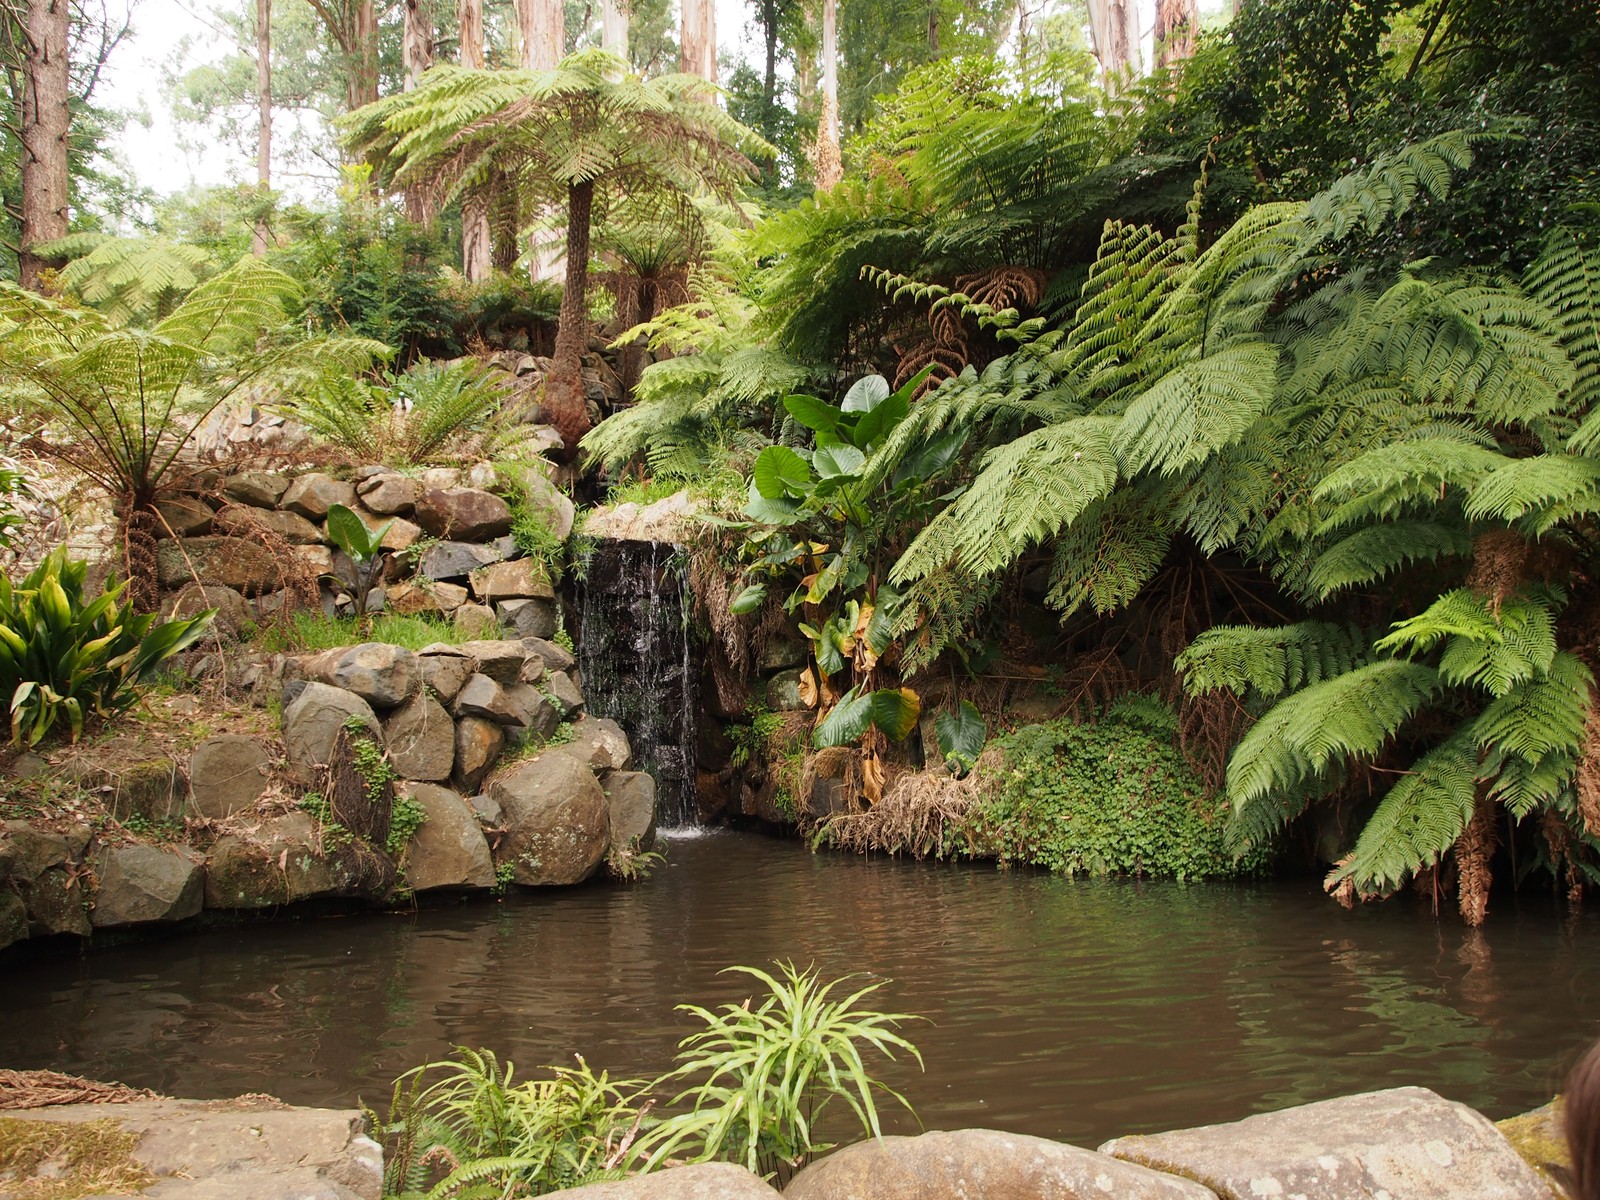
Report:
297,359,514,465
0,550,213,746
964,699,1261,882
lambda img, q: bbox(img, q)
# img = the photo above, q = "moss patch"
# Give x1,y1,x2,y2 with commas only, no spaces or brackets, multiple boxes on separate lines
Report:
1497,1099,1568,1198
0,1116,155,1199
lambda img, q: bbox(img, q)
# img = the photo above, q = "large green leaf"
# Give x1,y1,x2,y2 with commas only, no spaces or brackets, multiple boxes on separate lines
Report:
851,391,910,451
326,502,386,562
783,393,843,434
840,374,891,414
935,700,987,773
752,445,814,499
813,445,866,480
743,480,802,525
729,583,767,615
814,687,872,747
866,688,922,741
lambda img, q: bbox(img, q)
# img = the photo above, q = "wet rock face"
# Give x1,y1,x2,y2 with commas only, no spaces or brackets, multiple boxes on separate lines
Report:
489,754,610,886
1100,1086,1551,1200
786,1129,1218,1200
603,771,657,851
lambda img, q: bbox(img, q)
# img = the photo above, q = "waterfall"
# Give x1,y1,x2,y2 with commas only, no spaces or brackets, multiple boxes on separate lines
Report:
577,539,699,826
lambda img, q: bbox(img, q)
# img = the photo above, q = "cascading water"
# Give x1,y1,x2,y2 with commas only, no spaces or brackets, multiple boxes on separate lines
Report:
577,539,699,826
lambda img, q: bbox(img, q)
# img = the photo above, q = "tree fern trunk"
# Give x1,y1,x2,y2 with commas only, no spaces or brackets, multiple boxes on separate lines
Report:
546,177,594,457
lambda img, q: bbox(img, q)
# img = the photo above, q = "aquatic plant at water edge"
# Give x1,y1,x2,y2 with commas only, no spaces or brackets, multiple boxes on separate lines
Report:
0,549,215,747
643,962,923,1182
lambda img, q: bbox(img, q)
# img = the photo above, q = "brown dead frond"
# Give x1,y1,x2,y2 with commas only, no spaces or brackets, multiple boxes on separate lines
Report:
952,266,1045,312
0,1072,163,1111
1053,646,1137,720
815,744,1004,858
1178,686,1253,794
1455,791,1499,927
1578,700,1600,839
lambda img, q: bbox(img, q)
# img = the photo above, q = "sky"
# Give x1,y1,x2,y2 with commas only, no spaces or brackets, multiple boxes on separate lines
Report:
95,0,1224,212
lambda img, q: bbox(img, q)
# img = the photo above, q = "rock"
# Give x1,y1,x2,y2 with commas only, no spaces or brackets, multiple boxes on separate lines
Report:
453,603,500,638
154,496,214,538
1100,1086,1550,1200
420,466,462,490
216,505,323,545
460,639,536,684
165,583,250,639
356,473,420,515
282,683,381,778
0,890,26,951
188,735,271,818
805,747,854,819
379,517,424,554
500,462,577,540
470,558,555,602
384,693,455,782
0,820,71,881
293,544,336,579
302,643,419,707
583,490,699,542
498,597,558,640
15,1098,383,1200
351,464,396,483
523,636,576,672
453,673,530,727
466,461,499,489
18,865,91,938
454,717,506,792
468,793,502,826
155,536,284,595
414,487,513,541
419,540,506,582
204,812,359,907
758,637,806,672
490,754,610,885
545,670,585,716
70,758,186,823
786,1130,1215,1200
555,716,633,772
281,473,358,520
505,683,560,738
552,1162,781,1199
765,667,807,712
418,648,474,706
91,845,205,927
604,771,656,851
385,579,468,616
398,783,495,891
222,470,289,508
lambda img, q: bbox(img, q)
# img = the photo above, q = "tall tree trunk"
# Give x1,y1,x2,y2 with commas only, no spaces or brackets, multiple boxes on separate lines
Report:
458,0,492,280
926,0,937,55
516,0,563,70
402,0,435,222
1086,0,1137,91
19,0,71,291
546,177,594,458
1155,0,1199,71
347,0,379,109
814,0,840,188
681,0,715,86
601,0,628,60
253,0,272,255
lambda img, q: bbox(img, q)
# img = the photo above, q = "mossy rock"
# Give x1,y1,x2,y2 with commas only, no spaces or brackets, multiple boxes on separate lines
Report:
0,891,26,951
1497,1100,1568,1197
0,1115,154,1200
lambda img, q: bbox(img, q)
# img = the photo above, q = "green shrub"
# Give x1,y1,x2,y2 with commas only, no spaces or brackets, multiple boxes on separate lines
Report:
258,611,473,653
295,359,512,466
0,549,215,746
964,698,1266,882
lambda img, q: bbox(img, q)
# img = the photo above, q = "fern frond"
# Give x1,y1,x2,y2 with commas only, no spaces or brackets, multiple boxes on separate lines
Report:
1178,621,1377,702
1044,485,1172,617
1308,521,1473,598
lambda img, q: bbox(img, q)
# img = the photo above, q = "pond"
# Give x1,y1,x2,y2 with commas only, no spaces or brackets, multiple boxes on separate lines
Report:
2,830,1597,1147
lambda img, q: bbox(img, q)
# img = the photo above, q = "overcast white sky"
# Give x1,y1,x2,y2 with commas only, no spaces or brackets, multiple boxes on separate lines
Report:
94,0,1222,212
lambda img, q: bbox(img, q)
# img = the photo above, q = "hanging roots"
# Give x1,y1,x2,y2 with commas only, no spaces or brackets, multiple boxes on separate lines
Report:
1454,791,1499,927
1541,809,1587,909
813,745,1005,858
1578,699,1600,839
1178,686,1253,795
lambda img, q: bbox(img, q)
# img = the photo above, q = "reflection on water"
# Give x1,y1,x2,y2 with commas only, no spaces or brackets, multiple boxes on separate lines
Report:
2,832,1597,1147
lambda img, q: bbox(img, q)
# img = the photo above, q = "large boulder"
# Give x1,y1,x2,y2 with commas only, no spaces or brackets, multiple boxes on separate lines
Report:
155,536,284,595
222,470,289,508
301,643,419,707
1100,1087,1550,1200
556,717,633,772
453,673,532,727
282,683,381,778
604,771,657,851
154,495,214,537
418,540,507,582
384,693,455,782
0,890,26,951
92,844,205,927
498,597,558,640
583,490,699,542
204,812,366,908
501,462,576,540
165,583,251,640
417,646,474,706
470,559,555,602
281,472,357,520
386,580,468,617
71,758,186,823
459,639,539,684
522,636,576,673
552,1163,780,1199
490,754,610,885
215,505,323,545
414,487,513,541
188,735,272,818
398,783,495,892
787,1130,1217,1200
358,474,421,515
545,669,585,717
454,717,506,792
15,1098,383,1200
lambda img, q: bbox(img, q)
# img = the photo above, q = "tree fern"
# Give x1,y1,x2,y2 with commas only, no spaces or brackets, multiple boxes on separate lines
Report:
1178,621,1377,702
1309,521,1474,598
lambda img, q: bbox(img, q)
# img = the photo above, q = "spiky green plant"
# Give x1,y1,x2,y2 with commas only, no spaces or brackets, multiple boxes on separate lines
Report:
37,233,220,325
0,549,214,746
294,359,510,466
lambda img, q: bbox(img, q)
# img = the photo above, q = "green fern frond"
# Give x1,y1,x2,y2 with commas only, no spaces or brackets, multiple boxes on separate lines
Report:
1315,437,1507,528
1178,621,1377,702
1472,650,1592,765
1464,454,1600,529
1308,521,1474,598
1045,486,1172,617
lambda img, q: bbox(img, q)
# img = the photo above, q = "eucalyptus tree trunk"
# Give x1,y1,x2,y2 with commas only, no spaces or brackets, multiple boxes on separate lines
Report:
1155,0,1199,71
253,0,272,255
19,0,70,291
815,0,840,188
681,0,715,87
516,0,563,69
402,0,436,222
458,0,492,281
348,0,379,109
1086,0,1137,91
601,0,628,60
546,177,595,457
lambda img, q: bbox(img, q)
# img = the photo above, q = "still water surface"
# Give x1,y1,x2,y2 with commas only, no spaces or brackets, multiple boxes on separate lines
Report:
3,831,1598,1147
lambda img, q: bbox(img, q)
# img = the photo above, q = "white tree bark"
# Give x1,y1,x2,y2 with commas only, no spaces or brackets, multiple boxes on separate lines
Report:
19,0,70,290
458,0,492,281
680,0,715,86
814,0,840,188
253,0,271,255
1086,0,1138,91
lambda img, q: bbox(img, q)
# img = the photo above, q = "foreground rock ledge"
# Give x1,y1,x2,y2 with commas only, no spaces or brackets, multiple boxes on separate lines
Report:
12,1097,382,1199
1099,1086,1551,1200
